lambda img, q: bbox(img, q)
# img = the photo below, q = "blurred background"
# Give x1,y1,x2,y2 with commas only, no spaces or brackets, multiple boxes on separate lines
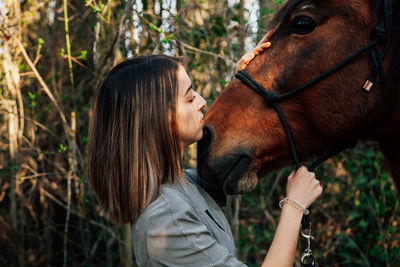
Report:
0,0,399,266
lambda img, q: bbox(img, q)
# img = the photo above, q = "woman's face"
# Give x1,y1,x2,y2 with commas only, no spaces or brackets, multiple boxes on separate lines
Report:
176,65,207,148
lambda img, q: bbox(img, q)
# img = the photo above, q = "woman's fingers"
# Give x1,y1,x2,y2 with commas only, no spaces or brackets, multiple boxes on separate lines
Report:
257,42,271,52
236,41,272,71
286,166,323,209
257,29,276,45
236,29,275,71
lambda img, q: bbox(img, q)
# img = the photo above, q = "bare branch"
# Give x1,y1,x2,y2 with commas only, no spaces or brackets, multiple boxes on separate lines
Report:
14,37,69,128
176,39,237,67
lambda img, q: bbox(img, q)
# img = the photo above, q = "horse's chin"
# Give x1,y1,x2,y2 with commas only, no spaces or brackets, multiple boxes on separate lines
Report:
217,155,291,194
224,158,293,194
223,170,259,194
221,156,282,194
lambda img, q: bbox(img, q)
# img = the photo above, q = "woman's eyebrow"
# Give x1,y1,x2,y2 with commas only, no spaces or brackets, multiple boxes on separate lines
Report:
185,84,193,96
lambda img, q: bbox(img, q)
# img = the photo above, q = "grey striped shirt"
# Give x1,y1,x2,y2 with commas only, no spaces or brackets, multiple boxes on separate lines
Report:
132,168,247,266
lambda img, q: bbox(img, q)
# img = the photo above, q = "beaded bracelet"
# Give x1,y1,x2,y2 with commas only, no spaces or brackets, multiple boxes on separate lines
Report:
279,197,310,215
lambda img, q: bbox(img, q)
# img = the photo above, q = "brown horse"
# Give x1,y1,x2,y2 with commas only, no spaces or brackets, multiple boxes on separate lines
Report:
197,0,400,196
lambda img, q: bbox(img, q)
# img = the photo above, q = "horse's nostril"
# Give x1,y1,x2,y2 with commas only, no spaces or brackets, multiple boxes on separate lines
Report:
198,125,214,161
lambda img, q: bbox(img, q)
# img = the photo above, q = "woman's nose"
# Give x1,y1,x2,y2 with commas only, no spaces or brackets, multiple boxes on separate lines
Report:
198,95,206,111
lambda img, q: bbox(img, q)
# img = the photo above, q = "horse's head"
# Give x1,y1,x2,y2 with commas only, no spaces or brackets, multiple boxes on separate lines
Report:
198,0,400,195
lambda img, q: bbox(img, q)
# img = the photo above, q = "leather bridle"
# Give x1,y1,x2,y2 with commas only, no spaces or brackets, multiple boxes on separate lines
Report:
234,1,393,266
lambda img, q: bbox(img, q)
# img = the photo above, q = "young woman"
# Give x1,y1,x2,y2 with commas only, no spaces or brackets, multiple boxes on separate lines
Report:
87,38,322,266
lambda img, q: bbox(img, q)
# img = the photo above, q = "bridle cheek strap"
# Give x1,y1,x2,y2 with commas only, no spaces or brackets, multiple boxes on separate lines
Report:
235,71,301,169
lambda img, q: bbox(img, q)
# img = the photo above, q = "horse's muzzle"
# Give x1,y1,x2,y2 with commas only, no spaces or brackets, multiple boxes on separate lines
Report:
198,125,254,194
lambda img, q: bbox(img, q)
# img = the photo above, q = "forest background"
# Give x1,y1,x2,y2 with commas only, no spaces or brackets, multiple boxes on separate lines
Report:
0,0,399,266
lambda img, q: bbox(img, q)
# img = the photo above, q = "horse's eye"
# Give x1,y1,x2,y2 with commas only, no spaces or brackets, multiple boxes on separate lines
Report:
289,16,316,35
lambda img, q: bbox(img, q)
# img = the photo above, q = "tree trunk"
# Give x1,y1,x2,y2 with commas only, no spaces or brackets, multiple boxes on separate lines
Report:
1,0,23,265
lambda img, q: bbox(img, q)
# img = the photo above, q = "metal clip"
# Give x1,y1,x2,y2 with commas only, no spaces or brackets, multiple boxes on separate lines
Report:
301,228,315,266
301,250,315,266
301,228,314,240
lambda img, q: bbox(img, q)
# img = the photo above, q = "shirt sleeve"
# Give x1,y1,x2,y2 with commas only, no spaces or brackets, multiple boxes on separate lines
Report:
146,193,247,267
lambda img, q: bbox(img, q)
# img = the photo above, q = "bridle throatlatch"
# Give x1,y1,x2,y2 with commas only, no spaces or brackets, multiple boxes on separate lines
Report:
234,1,393,265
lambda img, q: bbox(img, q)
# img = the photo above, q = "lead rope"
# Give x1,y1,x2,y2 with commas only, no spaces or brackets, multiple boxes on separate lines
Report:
300,143,358,266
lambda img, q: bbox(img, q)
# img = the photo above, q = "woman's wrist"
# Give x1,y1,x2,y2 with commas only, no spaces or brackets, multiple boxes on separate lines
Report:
262,197,303,266
281,201,304,217
279,197,309,215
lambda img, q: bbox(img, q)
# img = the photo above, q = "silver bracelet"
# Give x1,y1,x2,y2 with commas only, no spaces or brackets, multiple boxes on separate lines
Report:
279,197,309,215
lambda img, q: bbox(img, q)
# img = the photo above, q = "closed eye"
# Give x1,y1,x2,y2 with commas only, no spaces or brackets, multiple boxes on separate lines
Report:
189,95,196,103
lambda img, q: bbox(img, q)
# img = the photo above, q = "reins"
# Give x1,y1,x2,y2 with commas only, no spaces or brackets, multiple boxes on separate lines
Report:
234,1,393,265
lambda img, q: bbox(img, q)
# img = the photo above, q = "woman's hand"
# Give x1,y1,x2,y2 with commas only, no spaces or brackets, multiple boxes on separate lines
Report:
236,29,276,71
261,165,322,267
286,166,323,209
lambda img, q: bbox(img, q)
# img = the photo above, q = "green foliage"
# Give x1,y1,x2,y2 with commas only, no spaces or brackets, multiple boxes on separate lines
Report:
322,143,400,266
58,143,67,152
37,37,44,45
61,93,68,103
27,91,37,108
19,63,29,72
211,16,227,36
78,50,87,61
237,142,400,266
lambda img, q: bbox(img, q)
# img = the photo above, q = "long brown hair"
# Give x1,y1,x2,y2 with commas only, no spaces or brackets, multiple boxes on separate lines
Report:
87,55,183,224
